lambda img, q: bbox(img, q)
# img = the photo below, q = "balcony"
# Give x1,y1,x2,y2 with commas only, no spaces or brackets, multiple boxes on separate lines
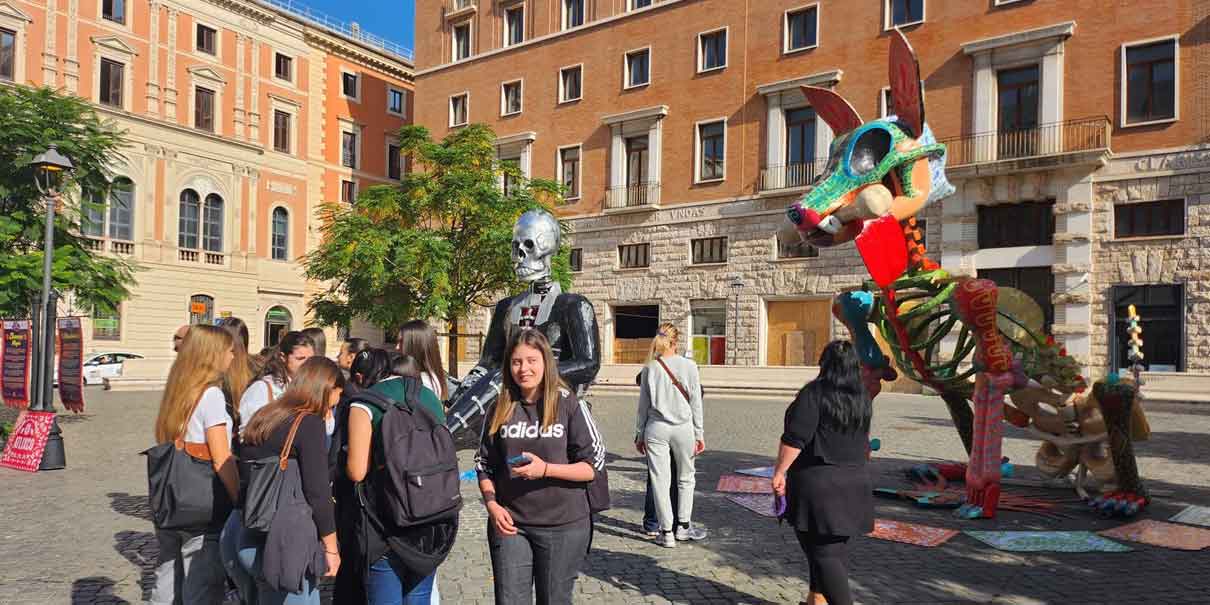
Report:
605,182,660,210
83,238,104,252
179,249,199,263
759,160,826,193
938,116,1112,178
110,241,134,255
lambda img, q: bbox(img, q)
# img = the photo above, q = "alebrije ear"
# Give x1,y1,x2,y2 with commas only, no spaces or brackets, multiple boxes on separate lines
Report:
800,85,863,137
889,28,925,138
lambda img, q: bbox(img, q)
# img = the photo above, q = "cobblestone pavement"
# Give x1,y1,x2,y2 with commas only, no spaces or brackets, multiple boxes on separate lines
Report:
2,387,1210,604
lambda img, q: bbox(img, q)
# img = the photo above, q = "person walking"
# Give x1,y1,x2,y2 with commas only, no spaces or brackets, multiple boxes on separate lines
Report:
771,340,874,605
237,357,346,604
635,323,706,547
396,321,449,401
150,325,239,605
475,329,605,605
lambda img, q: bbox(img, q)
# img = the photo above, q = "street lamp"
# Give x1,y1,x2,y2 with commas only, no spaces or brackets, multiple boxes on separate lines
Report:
30,144,74,471
728,275,745,366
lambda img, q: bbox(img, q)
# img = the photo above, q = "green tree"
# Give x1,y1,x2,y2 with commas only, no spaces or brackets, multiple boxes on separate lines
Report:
304,123,571,375
0,86,137,319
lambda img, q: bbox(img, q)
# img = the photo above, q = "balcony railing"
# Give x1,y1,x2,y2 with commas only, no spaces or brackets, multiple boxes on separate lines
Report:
759,160,827,192
179,249,199,263
938,116,1111,168
205,253,226,266
83,237,104,252
605,181,660,210
260,0,413,60
110,241,134,255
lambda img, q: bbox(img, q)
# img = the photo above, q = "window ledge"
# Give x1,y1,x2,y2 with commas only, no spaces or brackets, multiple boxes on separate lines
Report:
689,262,729,268
770,256,822,264
615,266,651,272
758,186,810,198
695,177,726,185
782,44,819,57
886,19,925,31
603,204,660,215
501,110,522,118
697,65,726,75
622,82,650,91
449,122,468,129
1110,234,1186,243
558,97,582,105
1121,117,1177,129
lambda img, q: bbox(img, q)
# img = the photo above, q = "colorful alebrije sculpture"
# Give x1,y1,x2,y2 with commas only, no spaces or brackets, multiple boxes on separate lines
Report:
781,30,1147,519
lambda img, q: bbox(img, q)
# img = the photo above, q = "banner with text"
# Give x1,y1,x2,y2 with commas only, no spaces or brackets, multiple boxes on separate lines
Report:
2,320,32,409
0,410,56,472
57,318,85,413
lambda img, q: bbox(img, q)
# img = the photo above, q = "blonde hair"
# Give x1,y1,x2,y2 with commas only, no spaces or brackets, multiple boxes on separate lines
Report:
648,322,680,360
489,329,567,435
154,325,234,443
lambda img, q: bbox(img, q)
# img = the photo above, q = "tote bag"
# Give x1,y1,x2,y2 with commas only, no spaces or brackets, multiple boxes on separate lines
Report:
143,392,230,531
242,413,307,533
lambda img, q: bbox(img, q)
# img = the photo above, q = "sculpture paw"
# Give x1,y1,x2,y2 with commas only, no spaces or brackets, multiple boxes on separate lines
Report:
957,484,999,519
1088,491,1149,518
955,503,985,519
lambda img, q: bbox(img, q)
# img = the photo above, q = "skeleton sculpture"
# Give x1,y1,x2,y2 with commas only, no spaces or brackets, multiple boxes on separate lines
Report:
780,30,1148,518
444,210,601,449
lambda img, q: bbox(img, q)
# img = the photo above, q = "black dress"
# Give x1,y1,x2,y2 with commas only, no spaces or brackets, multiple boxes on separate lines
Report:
781,388,874,537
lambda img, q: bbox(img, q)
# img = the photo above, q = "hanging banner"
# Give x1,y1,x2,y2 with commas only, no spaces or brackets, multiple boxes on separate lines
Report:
0,410,56,472
2,320,32,409
57,317,86,413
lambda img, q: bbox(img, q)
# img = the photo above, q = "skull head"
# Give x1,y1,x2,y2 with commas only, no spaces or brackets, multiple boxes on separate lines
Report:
512,210,560,283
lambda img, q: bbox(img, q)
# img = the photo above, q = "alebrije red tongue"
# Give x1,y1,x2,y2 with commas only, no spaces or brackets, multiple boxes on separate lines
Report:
856,215,908,288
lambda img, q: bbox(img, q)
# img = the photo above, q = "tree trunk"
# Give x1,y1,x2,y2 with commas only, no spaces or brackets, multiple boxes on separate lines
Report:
447,315,459,379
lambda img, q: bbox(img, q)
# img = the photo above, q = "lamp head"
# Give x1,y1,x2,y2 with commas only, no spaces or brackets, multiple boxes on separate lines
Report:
30,144,74,193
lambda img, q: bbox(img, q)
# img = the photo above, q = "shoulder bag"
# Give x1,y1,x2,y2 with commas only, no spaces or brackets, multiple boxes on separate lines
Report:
241,413,308,533
142,389,232,531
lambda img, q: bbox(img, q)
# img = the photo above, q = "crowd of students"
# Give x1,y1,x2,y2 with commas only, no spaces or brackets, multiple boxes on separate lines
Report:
149,317,874,605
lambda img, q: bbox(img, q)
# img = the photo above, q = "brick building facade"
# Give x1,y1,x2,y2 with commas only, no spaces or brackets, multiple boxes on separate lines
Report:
413,0,1208,379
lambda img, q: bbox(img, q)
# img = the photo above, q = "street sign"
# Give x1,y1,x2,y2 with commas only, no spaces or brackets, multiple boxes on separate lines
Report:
57,318,85,413
0,410,56,472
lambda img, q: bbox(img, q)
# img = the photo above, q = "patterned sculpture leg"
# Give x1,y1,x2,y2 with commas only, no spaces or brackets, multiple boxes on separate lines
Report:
1089,379,1150,516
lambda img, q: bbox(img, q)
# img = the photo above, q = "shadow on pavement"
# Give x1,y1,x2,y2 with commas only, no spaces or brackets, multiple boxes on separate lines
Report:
582,549,781,605
108,491,153,522
71,576,131,605
113,530,158,602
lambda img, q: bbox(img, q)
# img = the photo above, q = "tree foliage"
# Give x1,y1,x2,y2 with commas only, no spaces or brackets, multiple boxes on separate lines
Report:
304,124,572,363
0,86,137,318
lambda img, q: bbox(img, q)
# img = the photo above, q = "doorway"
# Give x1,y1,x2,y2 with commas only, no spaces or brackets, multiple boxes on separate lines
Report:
613,304,660,364
766,299,832,366
264,306,293,348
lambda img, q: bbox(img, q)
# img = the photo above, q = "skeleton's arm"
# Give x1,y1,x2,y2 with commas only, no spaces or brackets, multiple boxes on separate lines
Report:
556,295,601,388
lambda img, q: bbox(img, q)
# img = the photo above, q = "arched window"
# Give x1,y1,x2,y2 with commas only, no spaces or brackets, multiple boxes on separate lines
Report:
178,189,200,250
189,294,214,325
203,193,223,252
264,306,293,347
109,177,134,241
271,207,289,261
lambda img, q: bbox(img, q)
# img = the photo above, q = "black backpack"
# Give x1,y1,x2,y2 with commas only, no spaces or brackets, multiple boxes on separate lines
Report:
348,380,462,528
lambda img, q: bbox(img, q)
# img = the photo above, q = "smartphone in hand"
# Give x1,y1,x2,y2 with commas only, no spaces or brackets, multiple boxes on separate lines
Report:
507,454,532,467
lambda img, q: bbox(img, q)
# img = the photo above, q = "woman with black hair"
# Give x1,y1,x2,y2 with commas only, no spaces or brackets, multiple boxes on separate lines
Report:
771,340,874,605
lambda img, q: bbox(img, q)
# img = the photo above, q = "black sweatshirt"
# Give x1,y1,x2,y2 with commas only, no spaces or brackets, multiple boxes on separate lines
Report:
474,390,605,527
242,414,336,536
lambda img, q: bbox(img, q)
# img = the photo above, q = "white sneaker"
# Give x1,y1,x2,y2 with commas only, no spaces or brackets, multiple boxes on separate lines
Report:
675,524,708,541
659,531,676,548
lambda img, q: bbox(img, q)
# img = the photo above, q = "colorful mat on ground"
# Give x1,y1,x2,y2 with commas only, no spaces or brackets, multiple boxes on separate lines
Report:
735,466,775,478
867,519,958,547
725,493,778,518
964,531,1131,553
717,474,773,494
1169,505,1210,529
1100,519,1210,551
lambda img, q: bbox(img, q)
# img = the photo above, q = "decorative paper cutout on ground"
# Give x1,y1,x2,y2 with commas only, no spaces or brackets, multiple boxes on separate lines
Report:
965,530,1131,553
1169,505,1210,529
725,493,778,518
735,466,775,478
459,469,477,482
867,519,958,547
1100,519,1210,551
716,474,772,494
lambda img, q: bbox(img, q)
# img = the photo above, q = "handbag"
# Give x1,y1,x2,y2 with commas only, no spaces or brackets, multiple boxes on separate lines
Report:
242,413,308,533
142,392,231,531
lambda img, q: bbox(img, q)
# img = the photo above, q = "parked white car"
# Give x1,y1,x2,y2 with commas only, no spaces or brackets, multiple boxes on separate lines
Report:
54,352,144,386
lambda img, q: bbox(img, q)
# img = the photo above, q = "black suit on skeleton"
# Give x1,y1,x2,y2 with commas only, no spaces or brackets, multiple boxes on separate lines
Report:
444,290,601,449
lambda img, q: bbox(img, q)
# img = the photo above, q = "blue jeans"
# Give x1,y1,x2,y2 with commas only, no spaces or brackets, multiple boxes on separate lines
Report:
366,552,437,605
221,510,257,604
236,531,320,605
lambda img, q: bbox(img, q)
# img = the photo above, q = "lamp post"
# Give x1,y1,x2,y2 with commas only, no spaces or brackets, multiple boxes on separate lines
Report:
30,144,74,471
728,275,745,366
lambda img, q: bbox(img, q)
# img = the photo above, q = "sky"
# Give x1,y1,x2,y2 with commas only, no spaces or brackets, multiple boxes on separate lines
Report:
296,0,416,55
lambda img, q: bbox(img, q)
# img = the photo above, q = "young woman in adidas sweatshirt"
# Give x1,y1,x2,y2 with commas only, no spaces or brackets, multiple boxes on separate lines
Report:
475,329,606,605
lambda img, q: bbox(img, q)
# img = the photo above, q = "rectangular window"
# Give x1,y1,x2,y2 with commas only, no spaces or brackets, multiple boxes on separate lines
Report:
109,182,134,240
630,0,652,9
690,302,727,366
505,6,524,46
785,107,816,186
560,65,582,102
564,0,584,29
341,180,356,204
626,49,650,88
501,158,520,196
888,0,924,27
881,88,893,117
341,130,358,168
570,248,583,272
698,121,725,181
625,135,648,186
388,88,405,115
501,80,522,115
0,28,13,81
179,196,199,250
1112,284,1184,372
691,236,727,264
195,87,214,132
102,0,125,25
1125,39,1177,125
341,72,358,98
1114,199,1184,238
388,143,402,180
92,306,121,341
777,233,819,259
202,197,223,252
699,29,726,72
450,93,468,126
977,201,1055,248
271,209,289,261
560,146,580,199
619,243,650,269
83,195,105,237
99,58,124,107
785,6,818,52
273,110,291,153
196,24,217,55
997,65,1039,159
274,53,292,81
978,267,1054,330
453,23,471,61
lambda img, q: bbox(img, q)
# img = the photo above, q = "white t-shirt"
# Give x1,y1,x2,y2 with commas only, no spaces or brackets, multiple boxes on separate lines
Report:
421,371,444,400
184,386,232,444
239,377,286,434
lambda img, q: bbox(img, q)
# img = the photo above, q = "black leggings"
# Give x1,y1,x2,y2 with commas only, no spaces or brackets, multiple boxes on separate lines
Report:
795,531,853,605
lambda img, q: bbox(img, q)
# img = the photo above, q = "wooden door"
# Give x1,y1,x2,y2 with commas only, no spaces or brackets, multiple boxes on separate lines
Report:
766,300,831,366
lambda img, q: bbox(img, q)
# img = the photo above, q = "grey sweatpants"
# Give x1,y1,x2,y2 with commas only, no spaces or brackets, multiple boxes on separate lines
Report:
644,420,696,532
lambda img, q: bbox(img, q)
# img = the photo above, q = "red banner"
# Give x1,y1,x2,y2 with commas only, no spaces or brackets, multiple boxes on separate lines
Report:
57,318,85,413
2,320,32,409
0,410,56,472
